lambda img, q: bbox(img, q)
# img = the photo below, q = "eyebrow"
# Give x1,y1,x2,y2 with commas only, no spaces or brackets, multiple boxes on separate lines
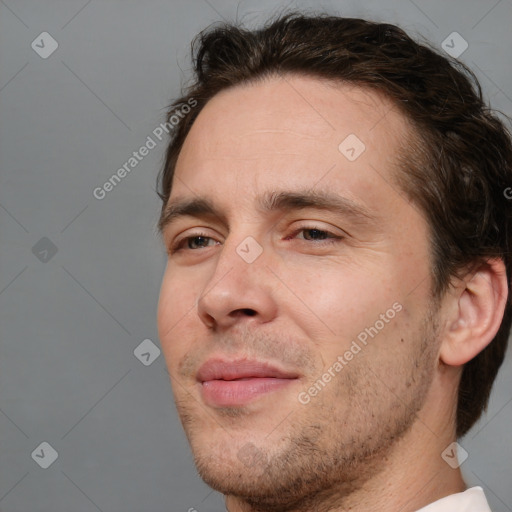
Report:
158,190,377,235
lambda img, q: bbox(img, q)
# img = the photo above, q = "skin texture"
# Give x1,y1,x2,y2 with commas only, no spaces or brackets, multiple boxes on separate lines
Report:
157,74,508,512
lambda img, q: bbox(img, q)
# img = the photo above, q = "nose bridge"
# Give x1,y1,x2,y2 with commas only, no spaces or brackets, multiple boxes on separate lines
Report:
204,232,265,297
197,231,274,327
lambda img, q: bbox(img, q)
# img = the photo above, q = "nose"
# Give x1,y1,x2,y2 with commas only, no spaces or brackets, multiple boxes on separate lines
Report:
197,238,277,330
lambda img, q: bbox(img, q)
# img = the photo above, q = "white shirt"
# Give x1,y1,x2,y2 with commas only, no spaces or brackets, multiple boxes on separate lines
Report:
416,486,491,511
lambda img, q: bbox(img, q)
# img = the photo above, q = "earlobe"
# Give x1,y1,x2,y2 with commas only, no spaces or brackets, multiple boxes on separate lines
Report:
439,258,508,367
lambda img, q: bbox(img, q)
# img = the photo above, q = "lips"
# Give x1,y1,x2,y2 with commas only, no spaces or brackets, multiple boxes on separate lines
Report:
197,358,299,407
197,359,298,381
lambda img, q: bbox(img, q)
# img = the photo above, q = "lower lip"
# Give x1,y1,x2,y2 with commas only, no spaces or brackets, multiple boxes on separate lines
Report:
201,378,295,407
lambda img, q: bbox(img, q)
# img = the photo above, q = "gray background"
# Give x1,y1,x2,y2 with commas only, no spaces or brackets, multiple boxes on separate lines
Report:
0,0,511,511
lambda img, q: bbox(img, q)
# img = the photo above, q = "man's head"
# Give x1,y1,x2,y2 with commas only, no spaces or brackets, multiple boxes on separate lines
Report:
156,12,511,510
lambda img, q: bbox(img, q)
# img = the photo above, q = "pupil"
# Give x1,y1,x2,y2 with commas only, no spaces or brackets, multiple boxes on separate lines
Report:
307,229,326,240
191,236,208,248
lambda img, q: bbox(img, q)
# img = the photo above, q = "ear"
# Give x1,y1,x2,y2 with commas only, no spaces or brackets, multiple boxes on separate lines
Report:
440,258,509,366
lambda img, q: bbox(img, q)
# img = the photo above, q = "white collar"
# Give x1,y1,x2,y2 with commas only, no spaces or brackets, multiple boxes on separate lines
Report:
416,486,491,511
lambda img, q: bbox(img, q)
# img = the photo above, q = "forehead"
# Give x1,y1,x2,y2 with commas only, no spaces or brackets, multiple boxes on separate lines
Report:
171,74,412,215
179,74,408,156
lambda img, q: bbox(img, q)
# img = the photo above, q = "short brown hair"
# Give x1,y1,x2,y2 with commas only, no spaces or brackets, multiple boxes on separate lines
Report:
156,12,512,438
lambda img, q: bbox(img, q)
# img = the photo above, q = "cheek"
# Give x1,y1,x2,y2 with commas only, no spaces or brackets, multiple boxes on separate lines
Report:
157,267,200,359
277,257,395,342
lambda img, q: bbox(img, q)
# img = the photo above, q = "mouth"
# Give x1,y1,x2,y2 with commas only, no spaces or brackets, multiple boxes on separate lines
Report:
196,358,300,407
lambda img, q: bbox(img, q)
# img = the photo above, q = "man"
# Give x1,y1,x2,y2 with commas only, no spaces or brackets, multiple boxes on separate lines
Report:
155,12,512,512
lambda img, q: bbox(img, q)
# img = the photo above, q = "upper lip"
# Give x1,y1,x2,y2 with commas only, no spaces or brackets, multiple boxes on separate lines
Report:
196,358,299,382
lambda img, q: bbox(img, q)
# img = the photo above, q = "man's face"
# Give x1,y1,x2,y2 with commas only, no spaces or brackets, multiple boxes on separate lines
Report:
157,75,440,507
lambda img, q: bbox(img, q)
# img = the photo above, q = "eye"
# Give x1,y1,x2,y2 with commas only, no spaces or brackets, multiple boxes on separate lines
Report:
299,228,332,241
167,225,343,255
291,226,343,244
169,232,220,254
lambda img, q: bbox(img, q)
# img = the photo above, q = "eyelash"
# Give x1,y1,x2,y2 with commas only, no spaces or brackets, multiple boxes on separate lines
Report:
168,226,343,254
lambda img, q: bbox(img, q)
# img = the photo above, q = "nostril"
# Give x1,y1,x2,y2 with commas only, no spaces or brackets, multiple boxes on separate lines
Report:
227,308,257,319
